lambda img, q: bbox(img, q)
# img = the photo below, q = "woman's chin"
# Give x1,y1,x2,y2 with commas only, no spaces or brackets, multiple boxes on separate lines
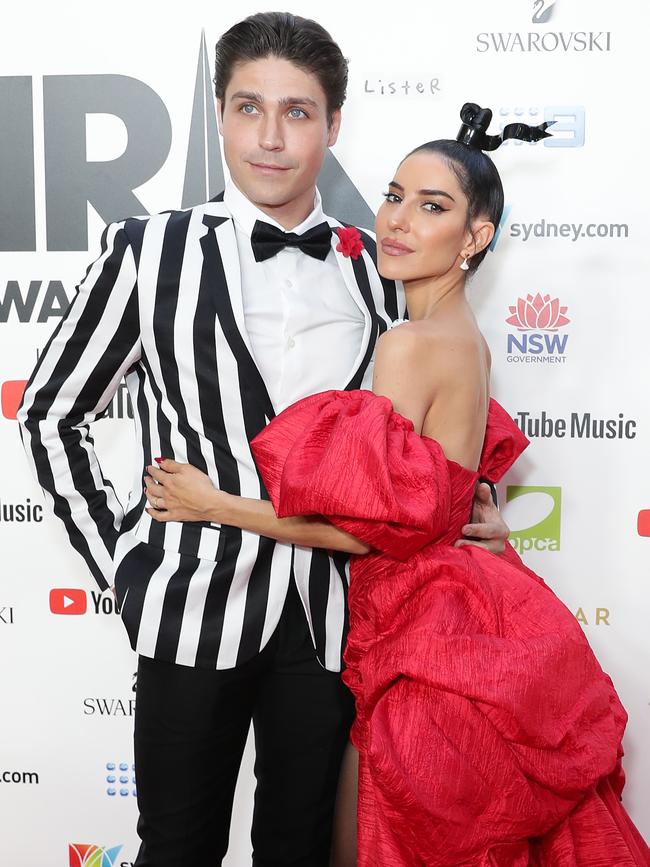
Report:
377,254,410,282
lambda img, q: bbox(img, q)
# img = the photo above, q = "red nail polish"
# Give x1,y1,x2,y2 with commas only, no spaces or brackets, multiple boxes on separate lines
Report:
154,457,164,464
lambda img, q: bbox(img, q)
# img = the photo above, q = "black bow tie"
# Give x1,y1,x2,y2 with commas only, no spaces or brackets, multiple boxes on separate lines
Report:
250,220,332,262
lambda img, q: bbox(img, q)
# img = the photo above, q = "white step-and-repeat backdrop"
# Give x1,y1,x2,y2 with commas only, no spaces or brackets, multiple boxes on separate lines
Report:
1,1,647,864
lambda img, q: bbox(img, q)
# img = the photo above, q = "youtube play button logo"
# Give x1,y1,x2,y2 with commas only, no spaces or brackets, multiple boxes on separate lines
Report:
1,380,28,420
50,588,87,615
638,510,650,537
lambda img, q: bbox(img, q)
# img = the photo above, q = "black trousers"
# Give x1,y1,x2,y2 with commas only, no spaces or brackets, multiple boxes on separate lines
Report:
133,580,355,866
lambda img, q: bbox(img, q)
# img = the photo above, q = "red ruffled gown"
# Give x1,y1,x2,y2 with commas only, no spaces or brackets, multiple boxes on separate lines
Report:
251,390,650,867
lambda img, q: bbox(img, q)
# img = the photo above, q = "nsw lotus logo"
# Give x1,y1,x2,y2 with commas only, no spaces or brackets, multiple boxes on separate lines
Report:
507,293,569,331
506,293,570,364
69,844,122,867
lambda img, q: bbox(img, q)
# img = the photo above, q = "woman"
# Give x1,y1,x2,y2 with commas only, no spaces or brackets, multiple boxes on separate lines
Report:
143,105,649,865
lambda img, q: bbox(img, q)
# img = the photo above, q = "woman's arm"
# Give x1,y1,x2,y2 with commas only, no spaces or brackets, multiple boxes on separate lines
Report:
143,461,370,555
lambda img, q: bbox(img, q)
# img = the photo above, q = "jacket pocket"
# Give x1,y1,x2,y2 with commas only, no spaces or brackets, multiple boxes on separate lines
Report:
132,509,225,562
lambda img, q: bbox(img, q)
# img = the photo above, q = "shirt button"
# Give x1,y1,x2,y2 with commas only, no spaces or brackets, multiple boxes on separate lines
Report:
287,337,296,349
285,279,292,288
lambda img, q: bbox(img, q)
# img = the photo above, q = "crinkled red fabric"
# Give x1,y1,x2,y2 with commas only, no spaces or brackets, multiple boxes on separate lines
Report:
251,390,649,866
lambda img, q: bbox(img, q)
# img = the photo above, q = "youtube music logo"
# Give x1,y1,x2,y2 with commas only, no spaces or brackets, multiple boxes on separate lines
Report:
50,588,87,615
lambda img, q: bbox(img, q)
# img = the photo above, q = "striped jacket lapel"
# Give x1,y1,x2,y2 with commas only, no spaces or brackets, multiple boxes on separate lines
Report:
355,227,405,325
200,208,275,425
326,217,405,390
326,217,374,390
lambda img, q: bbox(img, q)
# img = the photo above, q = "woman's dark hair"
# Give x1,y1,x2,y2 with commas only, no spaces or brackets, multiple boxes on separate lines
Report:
406,140,504,273
214,12,348,125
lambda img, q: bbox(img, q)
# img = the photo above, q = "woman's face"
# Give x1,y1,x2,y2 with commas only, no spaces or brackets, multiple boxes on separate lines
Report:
375,151,488,283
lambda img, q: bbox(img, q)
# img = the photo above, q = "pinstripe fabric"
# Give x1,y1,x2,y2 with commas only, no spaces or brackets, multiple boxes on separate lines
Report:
18,199,405,670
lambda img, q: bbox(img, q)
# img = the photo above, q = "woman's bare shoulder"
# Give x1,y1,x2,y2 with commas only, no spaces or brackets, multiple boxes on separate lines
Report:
376,321,433,357
379,318,485,373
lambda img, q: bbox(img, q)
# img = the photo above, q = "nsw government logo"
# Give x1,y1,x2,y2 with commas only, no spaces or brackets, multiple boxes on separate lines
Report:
69,843,123,867
504,486,561,554
506,293,570,364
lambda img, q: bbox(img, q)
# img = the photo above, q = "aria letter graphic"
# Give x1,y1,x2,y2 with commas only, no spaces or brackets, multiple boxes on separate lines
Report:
504,486,562,553
69,844,122,867
0,32,373,253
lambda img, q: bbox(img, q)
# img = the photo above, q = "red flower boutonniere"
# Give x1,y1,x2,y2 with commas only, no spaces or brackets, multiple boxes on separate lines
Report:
335,226,365,260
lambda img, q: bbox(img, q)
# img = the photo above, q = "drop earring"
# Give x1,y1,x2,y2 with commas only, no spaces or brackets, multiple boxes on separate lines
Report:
460,255,470,271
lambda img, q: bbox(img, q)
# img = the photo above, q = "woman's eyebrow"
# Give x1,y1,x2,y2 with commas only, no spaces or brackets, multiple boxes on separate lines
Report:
388,180,455,202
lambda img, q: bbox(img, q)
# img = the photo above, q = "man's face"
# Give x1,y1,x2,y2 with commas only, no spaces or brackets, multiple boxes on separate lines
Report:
218,56,340,218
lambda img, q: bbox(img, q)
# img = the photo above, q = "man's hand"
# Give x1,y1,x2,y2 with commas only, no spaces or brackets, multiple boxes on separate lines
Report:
455,482,509,554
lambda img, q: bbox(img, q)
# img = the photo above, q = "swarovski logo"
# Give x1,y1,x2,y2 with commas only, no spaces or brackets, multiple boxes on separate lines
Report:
476,31,611,53
477,1,611,53
532,0,556,24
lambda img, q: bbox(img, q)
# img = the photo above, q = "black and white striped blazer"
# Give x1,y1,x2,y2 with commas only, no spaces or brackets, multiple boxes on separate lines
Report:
18,194,405,670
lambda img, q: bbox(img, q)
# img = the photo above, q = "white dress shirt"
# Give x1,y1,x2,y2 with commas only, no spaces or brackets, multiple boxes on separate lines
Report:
223,181,367,411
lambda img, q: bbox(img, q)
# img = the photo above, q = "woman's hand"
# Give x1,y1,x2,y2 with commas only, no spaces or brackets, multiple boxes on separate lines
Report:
144,458,224,523
144,458,370,553
455,482,509,554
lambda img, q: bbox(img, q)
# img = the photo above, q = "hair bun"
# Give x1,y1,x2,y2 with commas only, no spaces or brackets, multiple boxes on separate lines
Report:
459,103,493,134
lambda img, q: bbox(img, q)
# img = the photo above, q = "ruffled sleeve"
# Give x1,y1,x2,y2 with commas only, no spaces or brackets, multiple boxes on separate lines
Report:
251,390,452,560
479,399,529,482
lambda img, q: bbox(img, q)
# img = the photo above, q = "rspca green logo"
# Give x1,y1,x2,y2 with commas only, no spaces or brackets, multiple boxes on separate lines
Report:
505,486,561,553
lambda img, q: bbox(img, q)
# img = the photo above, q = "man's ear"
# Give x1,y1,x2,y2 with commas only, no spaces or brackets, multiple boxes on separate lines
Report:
216,99,224,136
327,108,342,148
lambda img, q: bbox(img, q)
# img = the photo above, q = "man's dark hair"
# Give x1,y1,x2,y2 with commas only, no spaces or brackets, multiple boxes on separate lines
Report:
407,141,504,273
214,12,348,124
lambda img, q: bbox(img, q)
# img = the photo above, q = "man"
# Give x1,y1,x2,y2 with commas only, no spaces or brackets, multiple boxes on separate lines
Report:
18,12,508,866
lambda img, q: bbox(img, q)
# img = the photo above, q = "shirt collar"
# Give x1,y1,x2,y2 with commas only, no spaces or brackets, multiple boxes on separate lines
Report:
224,179,325,239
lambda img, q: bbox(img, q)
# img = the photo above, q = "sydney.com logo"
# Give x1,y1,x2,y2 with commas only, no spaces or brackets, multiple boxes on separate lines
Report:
505,293,570,364
490,204,629,246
